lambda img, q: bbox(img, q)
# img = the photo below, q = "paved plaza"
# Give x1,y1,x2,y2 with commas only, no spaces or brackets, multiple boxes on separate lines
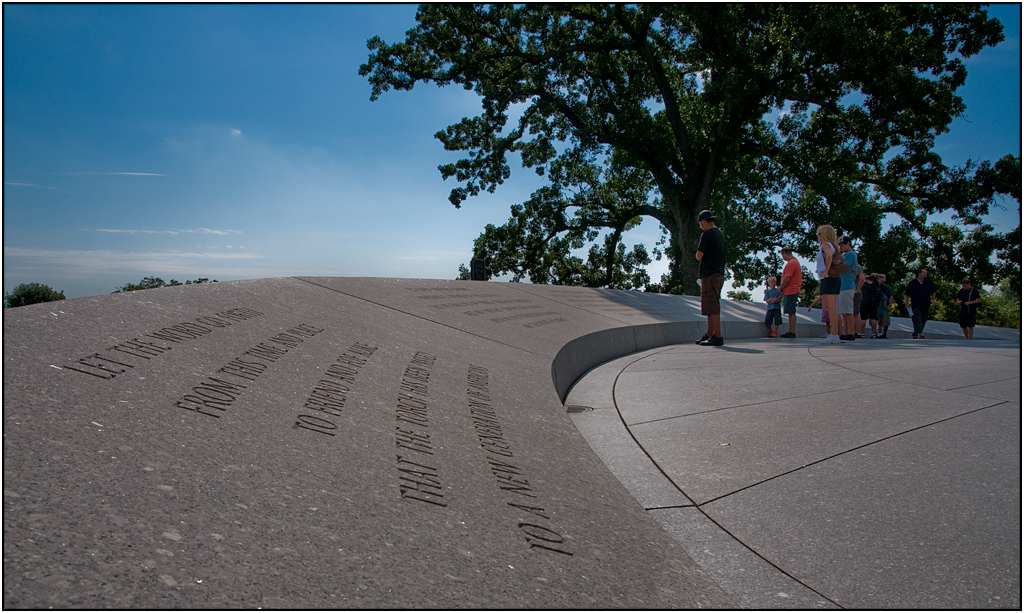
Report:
567,337,1021,609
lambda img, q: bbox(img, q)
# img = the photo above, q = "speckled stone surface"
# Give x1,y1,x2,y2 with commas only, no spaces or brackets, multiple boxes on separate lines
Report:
5,278,1018,609
4,277,739,609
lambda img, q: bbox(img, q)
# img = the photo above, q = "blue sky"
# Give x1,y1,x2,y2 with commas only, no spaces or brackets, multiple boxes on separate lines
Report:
4,4,1021,300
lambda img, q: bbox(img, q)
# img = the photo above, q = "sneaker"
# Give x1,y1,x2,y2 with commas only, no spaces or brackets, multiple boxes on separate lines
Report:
820,335,838,344
880,334,888,339
918,333,925,339
912,333,919,339
855,333,865,338
695,333,710,345
840,334,855,341
780,332,796,338
700,335,724,346
870,334,877,338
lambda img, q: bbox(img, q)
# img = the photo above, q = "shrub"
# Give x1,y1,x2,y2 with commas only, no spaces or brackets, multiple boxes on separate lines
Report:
4,283,66,308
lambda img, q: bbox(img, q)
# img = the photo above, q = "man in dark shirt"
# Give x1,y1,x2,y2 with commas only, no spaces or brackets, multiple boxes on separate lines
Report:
904,267,937,339
695,209,726,346
859,272,882,337
877,274,893,338
957,277,982,339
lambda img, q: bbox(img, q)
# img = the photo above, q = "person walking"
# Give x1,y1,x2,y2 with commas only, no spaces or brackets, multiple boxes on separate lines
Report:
957,277,982,340
859,272,882,337
904,267,937,338
763,276,782,338
695,210,726,346
779,246,803,338
836,237,863,342
815,225,842,344
877,273,893,338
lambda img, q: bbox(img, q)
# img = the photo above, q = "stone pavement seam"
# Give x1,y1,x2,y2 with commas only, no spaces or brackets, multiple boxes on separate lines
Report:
294,277,548,358
565,339,1019,609
622,382,869,427
666,399,1010,508
602,348,844,608
945,375,1021,391
606,344,1015,609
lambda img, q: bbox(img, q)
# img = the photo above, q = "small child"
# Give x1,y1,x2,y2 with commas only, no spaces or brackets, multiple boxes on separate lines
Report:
809,296,831,337
763,276,782,338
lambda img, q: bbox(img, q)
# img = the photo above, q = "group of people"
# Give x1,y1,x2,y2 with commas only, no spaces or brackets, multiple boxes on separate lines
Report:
694,212,984,346
802,226,894,343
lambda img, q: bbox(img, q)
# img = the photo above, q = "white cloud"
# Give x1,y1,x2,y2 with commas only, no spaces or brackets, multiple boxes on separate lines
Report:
66,172,168,176
3,247,268,298
4,246,261,262
230,128,242,136
3,182,71,193
90,228,242,236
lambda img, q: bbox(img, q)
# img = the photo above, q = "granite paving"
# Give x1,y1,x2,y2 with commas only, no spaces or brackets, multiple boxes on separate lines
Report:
566,337,1021,609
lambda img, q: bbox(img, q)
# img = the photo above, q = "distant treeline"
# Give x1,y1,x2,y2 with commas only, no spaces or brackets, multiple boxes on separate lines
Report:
4,277,217,308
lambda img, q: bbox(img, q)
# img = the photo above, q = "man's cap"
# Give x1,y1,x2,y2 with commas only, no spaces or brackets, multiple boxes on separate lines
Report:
697,210,715,222
837,236,852,245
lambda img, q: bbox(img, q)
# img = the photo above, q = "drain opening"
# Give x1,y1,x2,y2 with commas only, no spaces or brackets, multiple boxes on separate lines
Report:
565,405,594,414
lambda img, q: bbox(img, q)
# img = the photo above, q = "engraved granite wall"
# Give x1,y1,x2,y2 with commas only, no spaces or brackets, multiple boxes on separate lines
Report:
3,277,1015,608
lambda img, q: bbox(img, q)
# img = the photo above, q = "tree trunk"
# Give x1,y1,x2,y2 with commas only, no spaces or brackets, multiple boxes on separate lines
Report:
670,216,702,296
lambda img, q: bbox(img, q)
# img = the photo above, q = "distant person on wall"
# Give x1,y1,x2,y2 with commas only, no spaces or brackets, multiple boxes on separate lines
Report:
877,273,893,338
763,276,782,338
904,267,937,339
779,246,803,338
695,210,726,347
957,277,982,340
836,237,863,342
859,272,882,338
815,225,842,344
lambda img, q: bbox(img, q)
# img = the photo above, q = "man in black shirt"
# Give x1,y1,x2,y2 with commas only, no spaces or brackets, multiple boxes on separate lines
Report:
859,272,882,337
957,277,982,339
695,210,726,346
904,267,937,339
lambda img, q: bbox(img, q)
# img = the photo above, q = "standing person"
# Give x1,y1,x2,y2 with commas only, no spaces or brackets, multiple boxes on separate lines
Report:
695,210,726,346
779,246,803,338
849,246,866,337
763,276,782,338
815,225,842,344
836,237,863,342
957,277,982,340
877,273,893,338
904,267,937,339
859,273,882,337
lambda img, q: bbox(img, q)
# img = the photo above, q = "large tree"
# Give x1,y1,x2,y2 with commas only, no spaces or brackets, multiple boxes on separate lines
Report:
361,4,1007,294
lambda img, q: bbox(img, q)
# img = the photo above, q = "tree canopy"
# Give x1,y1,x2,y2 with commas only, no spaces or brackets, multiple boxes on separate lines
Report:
4,283,65,308
362,4,1014,295
113,277,216,293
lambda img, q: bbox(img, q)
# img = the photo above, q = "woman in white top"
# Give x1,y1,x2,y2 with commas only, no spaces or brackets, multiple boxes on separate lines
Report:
816,225,842,343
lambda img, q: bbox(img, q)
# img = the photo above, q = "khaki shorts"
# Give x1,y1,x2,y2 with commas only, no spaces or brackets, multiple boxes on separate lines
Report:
838,289,855,315
700,273,725,316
